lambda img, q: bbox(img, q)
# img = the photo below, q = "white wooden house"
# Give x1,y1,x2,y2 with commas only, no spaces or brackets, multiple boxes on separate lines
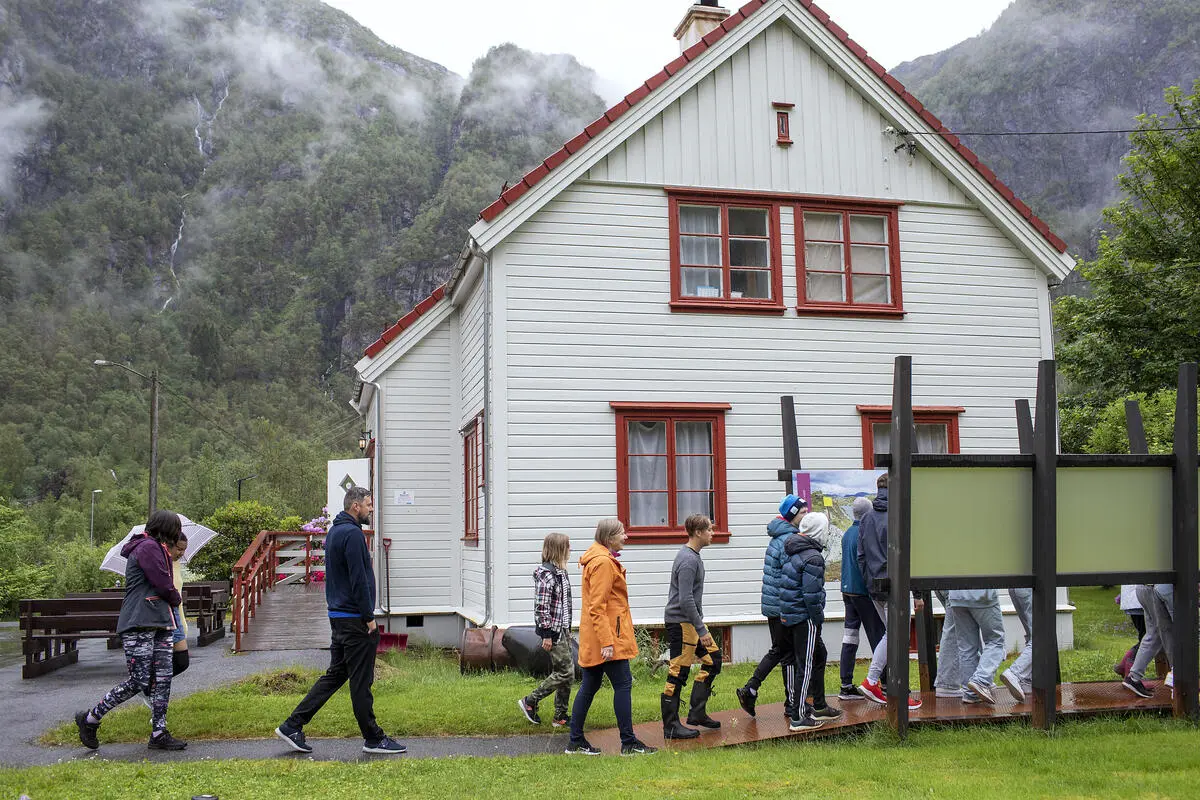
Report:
352,0,1076,659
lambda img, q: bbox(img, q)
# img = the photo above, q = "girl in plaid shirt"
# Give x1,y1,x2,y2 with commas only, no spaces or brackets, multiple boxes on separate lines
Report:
518,533,574,726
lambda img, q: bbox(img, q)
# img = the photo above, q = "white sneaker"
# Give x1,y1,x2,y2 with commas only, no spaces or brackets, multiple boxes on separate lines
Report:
966,680,996,705
1000,669,1025,703
934,687,962,698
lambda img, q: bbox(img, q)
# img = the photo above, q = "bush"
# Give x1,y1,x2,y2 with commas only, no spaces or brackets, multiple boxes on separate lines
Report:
47,540,116,597
188,501,281,581
0,564,54,616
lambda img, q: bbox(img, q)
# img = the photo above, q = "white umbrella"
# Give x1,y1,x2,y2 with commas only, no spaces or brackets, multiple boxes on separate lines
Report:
100,514,220,576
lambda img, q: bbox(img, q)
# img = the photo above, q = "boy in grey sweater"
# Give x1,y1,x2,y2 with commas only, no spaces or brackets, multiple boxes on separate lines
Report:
661,514,721,739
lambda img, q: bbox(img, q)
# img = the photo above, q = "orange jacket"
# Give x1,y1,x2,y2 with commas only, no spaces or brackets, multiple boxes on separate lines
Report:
577,542,638,667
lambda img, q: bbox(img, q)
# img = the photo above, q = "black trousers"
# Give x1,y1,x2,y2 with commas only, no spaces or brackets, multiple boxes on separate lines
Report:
286,618,385,741
745,616,794,692
840,593,885,687
782,619,827,719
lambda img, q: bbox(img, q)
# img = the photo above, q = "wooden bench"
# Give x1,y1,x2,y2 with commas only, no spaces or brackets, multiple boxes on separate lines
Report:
70,582,229,648
20,597,122,679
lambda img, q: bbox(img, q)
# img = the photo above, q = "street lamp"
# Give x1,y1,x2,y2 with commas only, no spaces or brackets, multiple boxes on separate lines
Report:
89,489,102,547
94,359,159,517
235,473,258,501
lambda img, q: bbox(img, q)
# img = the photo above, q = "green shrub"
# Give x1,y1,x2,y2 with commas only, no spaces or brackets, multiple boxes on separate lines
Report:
0,564,54,615
47,540,116,597
188,501,281,581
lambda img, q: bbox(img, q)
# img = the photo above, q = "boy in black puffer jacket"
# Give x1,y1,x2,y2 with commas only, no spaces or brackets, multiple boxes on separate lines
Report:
778,512,843,731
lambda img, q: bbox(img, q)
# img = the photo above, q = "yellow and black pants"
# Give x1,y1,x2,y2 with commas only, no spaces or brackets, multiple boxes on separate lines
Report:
663,622,722,703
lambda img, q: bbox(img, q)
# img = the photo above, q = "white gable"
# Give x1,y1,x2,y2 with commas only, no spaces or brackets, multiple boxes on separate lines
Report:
588,20,968,206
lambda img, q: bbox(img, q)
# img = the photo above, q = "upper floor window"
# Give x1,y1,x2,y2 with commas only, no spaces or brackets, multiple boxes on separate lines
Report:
668,192,784,313
611,402,731,544
858,405,963,469
797,203,903,316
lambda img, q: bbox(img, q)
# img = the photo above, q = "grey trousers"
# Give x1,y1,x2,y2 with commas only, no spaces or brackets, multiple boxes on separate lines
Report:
1007,587,1033,691
934,590,964,691
951,603,1006,690
1129,584,1175,682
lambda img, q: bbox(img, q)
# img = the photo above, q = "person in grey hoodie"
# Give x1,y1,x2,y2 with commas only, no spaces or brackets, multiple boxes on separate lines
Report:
661,514,720,739
735,494,806,719
76,510,187,751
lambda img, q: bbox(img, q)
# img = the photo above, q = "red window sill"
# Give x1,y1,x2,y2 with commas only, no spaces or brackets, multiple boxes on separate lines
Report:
670,300,786,315
625,530,731,545
795,304,905,319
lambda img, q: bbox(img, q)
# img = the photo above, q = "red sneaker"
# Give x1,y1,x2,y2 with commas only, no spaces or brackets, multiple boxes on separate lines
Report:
858,679,886,704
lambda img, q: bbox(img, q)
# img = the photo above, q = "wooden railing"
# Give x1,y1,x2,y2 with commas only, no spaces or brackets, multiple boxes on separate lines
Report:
231,531,277,652
230,529,374,651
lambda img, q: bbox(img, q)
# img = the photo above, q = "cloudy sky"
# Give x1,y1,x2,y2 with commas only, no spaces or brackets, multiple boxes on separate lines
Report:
324,1,1015,101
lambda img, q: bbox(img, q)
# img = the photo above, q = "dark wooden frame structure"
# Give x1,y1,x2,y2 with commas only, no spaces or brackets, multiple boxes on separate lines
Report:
876,357,1199,735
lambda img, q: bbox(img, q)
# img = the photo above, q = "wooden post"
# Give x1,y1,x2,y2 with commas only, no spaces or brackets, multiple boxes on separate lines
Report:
887,356,914,736
779,396,802,492
915,590,937,691
1171,364,1199,721
1031,359,1059,730
1015,399,1034,454
1126,400,1150,455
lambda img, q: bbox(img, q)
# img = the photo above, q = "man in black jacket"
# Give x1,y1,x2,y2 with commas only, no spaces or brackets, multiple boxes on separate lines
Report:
275,487,406,754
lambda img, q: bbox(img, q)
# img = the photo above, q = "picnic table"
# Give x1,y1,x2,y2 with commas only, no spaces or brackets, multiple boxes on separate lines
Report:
20,582,230,678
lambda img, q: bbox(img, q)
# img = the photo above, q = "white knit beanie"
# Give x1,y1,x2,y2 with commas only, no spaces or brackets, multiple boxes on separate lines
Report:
798,512,828,541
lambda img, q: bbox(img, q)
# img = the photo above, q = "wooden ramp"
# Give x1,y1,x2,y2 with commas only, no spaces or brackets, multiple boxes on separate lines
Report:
586,681,1172,752
236,583,330,652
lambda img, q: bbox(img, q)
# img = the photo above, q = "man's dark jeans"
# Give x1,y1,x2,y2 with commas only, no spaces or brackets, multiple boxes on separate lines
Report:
286,618,385,741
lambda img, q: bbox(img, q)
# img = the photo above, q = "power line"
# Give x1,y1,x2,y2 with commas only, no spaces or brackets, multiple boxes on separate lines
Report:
898,125,1200,137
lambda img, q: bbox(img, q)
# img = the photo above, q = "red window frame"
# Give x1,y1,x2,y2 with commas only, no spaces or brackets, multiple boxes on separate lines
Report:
667,189,785,315
796,200,904,318
611,402,730,544
462,413,484,545
858,405,964,469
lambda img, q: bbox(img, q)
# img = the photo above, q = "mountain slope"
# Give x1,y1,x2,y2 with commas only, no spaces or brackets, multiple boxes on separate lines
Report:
892,0,1200,259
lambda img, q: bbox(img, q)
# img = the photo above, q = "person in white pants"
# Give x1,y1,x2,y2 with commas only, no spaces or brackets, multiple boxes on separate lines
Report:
1000,587,1033,703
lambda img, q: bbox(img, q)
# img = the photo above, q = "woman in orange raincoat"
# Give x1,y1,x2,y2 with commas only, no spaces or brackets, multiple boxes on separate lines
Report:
565,519,656,756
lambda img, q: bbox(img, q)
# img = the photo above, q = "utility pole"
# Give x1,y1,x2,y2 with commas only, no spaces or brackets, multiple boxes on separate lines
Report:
149,369,159,516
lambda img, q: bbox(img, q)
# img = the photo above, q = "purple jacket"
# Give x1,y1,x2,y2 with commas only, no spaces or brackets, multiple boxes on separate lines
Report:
116,534,181,633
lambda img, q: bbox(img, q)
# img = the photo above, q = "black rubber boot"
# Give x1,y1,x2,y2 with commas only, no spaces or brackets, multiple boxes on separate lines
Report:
661,693,699,739
685,680,721,729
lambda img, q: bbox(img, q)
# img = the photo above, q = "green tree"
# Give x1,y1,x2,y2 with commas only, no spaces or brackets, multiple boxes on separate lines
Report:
188,500,281,581
1055,82,1200,407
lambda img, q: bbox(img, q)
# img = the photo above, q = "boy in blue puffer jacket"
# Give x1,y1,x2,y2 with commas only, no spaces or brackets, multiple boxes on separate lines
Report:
735,495,806,719
779,512,843,730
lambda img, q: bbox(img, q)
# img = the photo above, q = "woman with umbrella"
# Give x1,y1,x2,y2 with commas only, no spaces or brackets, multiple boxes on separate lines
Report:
75,510,188,751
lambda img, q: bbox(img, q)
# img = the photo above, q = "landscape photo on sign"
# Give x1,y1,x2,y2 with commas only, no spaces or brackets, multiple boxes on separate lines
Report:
793,470,885,581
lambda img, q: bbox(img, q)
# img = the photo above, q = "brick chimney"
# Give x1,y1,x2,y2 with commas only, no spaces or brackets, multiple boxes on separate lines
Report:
674,1,731,52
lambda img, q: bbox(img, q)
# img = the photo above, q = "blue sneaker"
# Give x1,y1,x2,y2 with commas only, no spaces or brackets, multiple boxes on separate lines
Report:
363,735,407,754
275,723,312,753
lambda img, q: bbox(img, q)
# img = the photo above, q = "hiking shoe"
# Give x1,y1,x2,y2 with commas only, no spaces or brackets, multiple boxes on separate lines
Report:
620,739,658,756
935,687,963,698
811,704,844,720
838,685,862,701
147,730,187,750
1000,669,1025,703
565,739,601,756
363,736,407,754
736,686,757,717
1123,677,1154,698
75,711,100,750
275,723,313,753
788,714,825,732
518,696,541,725
551,714,570,728
967,680,995,705
858,679,886,705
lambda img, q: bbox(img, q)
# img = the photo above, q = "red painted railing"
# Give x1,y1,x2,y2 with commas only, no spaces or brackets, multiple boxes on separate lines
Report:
230,529,375,651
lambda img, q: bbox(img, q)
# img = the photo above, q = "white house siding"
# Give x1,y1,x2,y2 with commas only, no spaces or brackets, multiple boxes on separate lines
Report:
375,322,457,612
587,21,968,207
456,275,488,619
493,179,1049,638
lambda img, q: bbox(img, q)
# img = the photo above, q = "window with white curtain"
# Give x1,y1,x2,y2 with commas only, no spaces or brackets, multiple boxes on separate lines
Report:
612,403,729,542
857,406,963,469
798,203,902,314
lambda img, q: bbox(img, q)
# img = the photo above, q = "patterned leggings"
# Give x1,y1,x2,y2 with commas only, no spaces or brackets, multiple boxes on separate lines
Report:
91,629,173,735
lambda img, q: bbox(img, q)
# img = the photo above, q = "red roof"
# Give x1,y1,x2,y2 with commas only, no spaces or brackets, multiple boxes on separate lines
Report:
477,0,1067,254
364,284,446,359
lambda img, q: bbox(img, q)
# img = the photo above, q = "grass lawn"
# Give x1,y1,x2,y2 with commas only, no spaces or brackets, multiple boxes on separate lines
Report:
40,586,1151,745
7,717,1200,799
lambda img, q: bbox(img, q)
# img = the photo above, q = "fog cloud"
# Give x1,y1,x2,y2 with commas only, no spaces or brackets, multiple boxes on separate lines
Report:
0,90,52,196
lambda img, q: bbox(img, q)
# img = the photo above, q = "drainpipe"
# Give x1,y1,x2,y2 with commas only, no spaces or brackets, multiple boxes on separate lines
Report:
362,379,385,616
470,238,494,626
